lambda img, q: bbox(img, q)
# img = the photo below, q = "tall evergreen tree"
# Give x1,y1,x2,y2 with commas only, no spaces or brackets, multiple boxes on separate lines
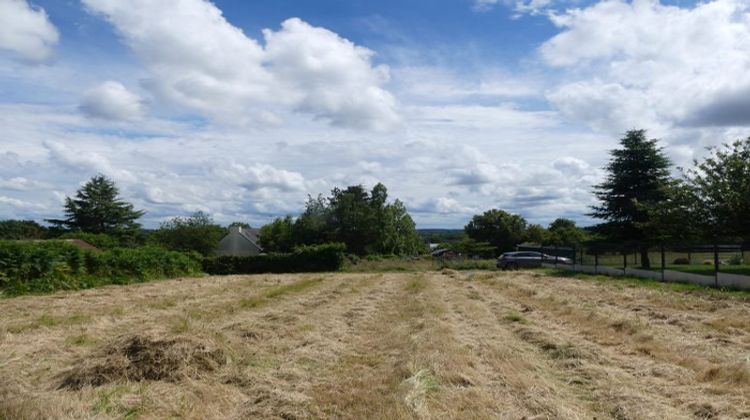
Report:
590,130,672,268
47,175,144,237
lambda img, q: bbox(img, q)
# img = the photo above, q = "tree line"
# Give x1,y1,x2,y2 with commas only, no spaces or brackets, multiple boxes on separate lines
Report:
589,130,749,268
0,177,425,257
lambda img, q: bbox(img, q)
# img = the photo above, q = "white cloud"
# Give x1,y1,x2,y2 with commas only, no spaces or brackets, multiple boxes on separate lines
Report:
541,0,750,131
81,0,399,130
0,176,47,191
263,18,399,130
473,0,556,14
79,81,145,121
552,156,590,176
0,0,59,63
43,141,136,182
393,66,540,104
214,162,308,192
411,197,478,215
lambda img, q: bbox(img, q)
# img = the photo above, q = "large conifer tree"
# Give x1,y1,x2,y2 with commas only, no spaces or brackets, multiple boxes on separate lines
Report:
47,175,144,237
590,130,672,268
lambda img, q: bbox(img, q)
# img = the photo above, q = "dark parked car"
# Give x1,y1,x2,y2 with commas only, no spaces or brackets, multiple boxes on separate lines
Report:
496,251,572,270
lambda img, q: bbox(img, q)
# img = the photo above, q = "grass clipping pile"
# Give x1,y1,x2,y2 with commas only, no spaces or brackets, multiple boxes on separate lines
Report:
59,335,226,390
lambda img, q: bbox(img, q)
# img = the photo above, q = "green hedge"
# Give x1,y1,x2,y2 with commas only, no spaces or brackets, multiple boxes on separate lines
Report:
0,241,201,296
203,243,346,275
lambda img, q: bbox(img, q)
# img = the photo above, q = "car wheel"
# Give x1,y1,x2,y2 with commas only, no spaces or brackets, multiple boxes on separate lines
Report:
508,262,518,270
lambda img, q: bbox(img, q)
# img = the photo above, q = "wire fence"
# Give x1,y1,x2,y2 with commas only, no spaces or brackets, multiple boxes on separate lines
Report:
518,241,750,290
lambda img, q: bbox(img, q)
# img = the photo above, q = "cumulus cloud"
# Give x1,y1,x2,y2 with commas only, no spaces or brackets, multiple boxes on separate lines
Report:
411,197,478,215
541,0,750,131
0,176,48,191
552,156,590,176
214,162,308,192
81,0,398,130
79,81,145,121
473,0,556,14
263,18,399,130
43,141,136,182
0,0,59,63
0,195,40,208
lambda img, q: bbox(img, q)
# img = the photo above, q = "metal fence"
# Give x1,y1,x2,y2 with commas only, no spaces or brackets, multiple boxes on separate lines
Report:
518,242,750,290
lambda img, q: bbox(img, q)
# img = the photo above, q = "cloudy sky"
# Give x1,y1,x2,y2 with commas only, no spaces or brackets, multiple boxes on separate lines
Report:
1,0,749,228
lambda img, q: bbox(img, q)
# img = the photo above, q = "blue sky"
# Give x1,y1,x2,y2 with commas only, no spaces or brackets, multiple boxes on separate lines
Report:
1,0,747,229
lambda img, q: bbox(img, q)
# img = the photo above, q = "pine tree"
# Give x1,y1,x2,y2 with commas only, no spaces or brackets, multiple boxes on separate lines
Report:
590,130,672,268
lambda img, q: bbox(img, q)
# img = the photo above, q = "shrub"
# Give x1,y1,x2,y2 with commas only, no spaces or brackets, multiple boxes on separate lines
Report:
0,241,201,296
86,247,201,280
672,257,691,265
203,243,345,275
58,231,121,250
148,212,226,256
0,220,47,240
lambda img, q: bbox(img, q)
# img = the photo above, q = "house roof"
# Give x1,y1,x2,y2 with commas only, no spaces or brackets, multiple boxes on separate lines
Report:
231,226,263,251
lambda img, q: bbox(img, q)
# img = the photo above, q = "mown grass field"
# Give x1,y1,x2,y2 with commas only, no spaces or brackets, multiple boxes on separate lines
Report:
1,270,749,419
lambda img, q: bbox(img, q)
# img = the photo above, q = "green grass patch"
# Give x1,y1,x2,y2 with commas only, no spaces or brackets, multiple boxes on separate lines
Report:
239,296,264,308
66,333,96,346
403,276,428,293
504,311,529,324
664,264,750,277
237,277,323,310
343,255,498,273
265,278,322,298
29,313,92,329
535,268,750,300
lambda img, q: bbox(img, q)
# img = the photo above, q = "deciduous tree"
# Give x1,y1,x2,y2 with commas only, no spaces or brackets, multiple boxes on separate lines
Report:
683,138,750,241
464,209,527,255
149,211,226,255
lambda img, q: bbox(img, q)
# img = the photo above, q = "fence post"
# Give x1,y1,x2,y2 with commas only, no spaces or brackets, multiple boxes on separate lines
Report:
714,243,719,288
594,251,599,274
660,243,665,282
580,247,584,266
554,245,558,268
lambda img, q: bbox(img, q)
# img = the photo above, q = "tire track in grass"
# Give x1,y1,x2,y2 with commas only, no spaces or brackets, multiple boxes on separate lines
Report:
474,271,749,419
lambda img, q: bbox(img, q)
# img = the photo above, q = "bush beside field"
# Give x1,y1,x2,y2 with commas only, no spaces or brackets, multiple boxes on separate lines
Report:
0,241,201,296
203,243,346,275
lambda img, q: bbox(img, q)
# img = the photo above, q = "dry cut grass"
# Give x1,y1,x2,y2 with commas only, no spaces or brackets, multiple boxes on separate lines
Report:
1,270,749,419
